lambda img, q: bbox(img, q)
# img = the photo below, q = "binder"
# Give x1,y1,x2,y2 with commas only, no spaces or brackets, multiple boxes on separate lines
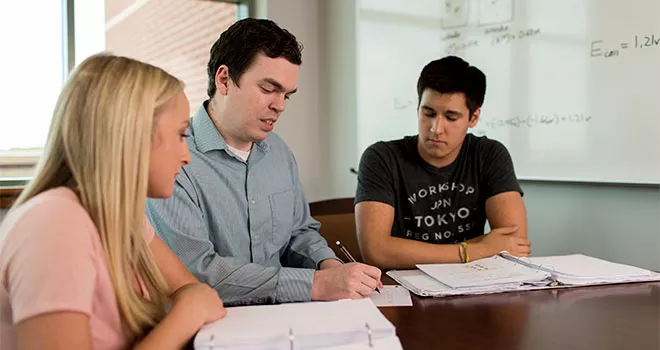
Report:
194,298,403,349
388,253,660,297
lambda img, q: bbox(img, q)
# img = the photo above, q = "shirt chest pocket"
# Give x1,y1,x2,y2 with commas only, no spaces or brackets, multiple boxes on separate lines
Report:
269,190,295,245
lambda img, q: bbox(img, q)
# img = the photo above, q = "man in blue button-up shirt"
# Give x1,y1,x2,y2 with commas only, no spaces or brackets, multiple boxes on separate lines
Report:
146,18,382,306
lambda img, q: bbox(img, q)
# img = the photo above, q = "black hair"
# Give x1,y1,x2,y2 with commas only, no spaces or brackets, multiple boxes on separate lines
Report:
416,56,486,117
207,18,303,98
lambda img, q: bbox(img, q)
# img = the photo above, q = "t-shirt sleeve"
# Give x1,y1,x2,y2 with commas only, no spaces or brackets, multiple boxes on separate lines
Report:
6,198,97,324
355,144,396,207
481,139,523,198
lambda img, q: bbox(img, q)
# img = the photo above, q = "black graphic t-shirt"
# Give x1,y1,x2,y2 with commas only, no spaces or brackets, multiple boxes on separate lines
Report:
355,134,522,244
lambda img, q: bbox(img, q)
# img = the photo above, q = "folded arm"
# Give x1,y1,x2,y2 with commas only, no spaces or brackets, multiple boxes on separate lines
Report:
356,201,473,269
479,191,531,257
356,195,530,269
485,191,528,238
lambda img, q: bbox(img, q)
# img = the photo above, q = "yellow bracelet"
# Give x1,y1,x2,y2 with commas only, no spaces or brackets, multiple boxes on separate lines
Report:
458,243,465,263
461,242,470,263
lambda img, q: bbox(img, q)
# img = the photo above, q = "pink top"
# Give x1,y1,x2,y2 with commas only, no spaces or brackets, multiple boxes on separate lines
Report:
0,187,156,350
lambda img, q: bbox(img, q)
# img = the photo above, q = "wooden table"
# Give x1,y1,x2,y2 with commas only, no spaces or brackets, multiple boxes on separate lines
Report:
379,278,660,350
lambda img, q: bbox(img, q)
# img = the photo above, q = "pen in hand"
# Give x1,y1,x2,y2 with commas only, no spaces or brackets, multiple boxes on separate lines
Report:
336,241,381,294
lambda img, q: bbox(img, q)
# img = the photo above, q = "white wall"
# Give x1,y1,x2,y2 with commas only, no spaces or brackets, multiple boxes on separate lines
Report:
266,0,326,202
268,0,359,202
0,208,6,223
266,0,660,270
318,0,360,200
521,181,660,271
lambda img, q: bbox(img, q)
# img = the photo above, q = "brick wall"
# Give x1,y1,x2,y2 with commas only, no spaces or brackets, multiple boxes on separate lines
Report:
106,0,237,114
105,0,137,21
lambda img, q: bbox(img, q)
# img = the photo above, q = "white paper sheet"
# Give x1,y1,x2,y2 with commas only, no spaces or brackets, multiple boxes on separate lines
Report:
369,285,413,307
389,254,660,298
194,298,402,349
417,255,550,288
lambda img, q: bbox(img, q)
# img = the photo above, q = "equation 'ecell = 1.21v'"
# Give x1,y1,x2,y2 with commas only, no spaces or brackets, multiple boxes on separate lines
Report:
591,34,660,58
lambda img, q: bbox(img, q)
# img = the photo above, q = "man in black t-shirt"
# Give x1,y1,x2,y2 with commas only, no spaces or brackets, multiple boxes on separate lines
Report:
355,56,531,269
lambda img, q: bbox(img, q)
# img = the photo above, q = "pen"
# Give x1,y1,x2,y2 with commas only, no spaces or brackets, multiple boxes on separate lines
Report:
336,240,381,294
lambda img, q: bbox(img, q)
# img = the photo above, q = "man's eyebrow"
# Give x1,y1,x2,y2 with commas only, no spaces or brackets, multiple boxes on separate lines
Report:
420,105,463,117
262,78,297,94
445,110,462,117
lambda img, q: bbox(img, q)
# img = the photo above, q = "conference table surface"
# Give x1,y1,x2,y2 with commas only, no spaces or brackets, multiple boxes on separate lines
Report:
379,277,660,350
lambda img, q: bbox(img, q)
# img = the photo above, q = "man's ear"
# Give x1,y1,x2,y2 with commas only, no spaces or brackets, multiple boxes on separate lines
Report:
215,65,231,96
469,107,481,128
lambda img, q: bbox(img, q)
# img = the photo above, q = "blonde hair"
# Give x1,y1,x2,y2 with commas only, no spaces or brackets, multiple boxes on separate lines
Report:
14,53,183,338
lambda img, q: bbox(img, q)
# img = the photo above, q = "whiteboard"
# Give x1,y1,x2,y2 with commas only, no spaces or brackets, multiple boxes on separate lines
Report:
357,0,660,184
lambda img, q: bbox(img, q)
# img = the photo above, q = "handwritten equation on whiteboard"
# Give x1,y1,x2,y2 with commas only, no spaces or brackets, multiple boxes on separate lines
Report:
591,34,660,59
481,113,593,130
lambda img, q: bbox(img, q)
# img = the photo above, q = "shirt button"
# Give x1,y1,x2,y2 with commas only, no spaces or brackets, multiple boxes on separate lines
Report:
250,199,256,205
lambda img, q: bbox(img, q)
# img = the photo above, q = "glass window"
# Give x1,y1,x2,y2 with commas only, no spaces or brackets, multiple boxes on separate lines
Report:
0,0,240,180
0,1,64,178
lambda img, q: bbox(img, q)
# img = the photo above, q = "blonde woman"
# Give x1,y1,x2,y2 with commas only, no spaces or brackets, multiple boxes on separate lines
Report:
0,54,226,349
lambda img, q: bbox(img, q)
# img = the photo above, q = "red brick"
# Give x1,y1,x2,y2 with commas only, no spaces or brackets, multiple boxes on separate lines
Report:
106,0,237,115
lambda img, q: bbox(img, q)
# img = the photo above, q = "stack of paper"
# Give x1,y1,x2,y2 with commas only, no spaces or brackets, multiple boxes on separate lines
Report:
387,256,547,298
417,255,550,288
387,254,660,297
516,254,660,285
194,298,402,349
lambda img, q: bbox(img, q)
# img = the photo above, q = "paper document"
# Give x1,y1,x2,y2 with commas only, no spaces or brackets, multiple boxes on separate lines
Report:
417,255,550,288
514,254,660,285
194,298,402,349
387,269,526,297
369,285,412,307
317,336,403,349
389,254,660,298
526,254,654,278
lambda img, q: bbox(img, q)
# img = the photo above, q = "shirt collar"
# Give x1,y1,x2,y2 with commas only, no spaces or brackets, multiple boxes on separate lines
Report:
191,101,271,154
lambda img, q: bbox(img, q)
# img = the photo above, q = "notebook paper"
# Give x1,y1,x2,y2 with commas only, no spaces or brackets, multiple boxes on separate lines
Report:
510,254,660,285
389,254,660,298
526,254,655,278
194,298,402,349
417,255,550,288
369,285,412,307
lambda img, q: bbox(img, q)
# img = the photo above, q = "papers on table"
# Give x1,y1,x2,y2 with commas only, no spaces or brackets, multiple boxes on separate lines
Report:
194,298,403,349
416,255,550,288
388,254,660,297
519,254,660,285
369,285,412,307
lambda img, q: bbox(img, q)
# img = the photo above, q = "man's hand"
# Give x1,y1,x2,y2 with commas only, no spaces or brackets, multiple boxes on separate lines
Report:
311,262,383,300
473,226,531,258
